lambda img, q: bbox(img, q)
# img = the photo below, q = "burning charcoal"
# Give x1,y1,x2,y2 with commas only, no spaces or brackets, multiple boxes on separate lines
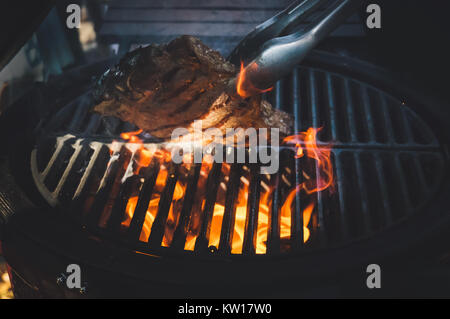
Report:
0,260,12,299
92,36,293,139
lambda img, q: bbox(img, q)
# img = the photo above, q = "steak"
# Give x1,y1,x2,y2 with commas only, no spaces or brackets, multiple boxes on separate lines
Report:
92,36,293,139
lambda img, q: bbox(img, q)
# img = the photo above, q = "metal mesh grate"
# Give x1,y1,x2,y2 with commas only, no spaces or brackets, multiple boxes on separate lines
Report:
30,64,446,257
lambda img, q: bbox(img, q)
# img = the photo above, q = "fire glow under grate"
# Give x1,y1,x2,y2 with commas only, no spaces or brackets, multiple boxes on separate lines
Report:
30,62,446,258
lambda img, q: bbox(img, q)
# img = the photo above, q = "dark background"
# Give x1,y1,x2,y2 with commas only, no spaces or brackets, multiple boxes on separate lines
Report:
0,0,449,299
1,0,450,106
361,0,450,107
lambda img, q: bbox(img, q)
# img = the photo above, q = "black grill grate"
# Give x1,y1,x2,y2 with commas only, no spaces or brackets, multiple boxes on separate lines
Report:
30,62,446,257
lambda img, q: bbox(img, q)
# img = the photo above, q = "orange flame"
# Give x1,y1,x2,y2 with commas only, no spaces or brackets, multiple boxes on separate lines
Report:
236,61,273,98
208,164,230,248
254,187,271,253
121,195,157,241
119,129,171,174
280,187,315,243
121,166,169,241
117,127,332,254
205,124,333,253
120,129,143,143
283,127,333,193
230,174,250,254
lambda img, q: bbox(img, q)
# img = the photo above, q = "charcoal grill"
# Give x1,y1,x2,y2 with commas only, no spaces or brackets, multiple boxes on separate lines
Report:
1,50,450,298
29,49,448,253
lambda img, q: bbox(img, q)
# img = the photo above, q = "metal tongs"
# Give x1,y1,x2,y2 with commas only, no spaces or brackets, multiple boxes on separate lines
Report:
227,0,358,98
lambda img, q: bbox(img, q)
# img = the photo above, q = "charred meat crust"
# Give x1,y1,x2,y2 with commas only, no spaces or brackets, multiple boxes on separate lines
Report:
92,35,293,139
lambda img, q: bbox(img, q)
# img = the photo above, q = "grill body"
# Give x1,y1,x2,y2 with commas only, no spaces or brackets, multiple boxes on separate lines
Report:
30,51,447,257
1,51,449,298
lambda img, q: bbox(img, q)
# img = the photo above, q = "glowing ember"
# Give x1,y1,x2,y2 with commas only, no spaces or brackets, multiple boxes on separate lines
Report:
115,126,333,254
119,128,171,175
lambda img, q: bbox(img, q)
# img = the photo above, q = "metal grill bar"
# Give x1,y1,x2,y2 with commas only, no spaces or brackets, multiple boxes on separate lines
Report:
394,154,413,213
399,107,414,144
361,86,377,143
310,69,327,245
310,69,320,129
147,163,179,247
44,140,77,193
315,157,327,245
333,151,349,240
374,153,393,226
343,78,358,143
126,161,161,241
413,157,429,191
194,162,222,252
291,157,304,250
107,174,140,234
291,68,303,250
59,143,94,203
72,143,105,199
86,147,132,228
267,167,281,254
218,163,241,255
292,68,300,132
69,144,111,220
171,164,201,249
40,135,72,181
379,93,396,144
242,165,261,255
353,152,371,234
326,73,338,141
